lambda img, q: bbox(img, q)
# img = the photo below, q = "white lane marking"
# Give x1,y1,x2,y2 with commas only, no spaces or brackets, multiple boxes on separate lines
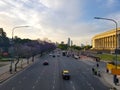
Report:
52,73,56,89
70,81,76,90
90,87,95,90
12,87,15,90
23,77,26,80
35,80,38,84
19,81,21,84
87,81,91,86
38,76,41,79
53,86,55,89
33,67,47,88
52,60,58,90
53,80,56,84
86,81,95,90
32,86,35,89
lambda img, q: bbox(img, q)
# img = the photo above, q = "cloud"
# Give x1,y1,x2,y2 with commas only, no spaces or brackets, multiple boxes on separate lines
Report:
0,0,119,45
107,12,120,26
107,0,115,6
0,0,99,45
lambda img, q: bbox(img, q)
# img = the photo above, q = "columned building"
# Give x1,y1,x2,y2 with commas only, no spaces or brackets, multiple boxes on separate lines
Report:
92,28,120,53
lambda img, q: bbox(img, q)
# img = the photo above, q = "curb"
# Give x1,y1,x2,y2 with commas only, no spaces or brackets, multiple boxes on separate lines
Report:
0,55,41,84
0,62,33,84
101,72,118,90
0,72,14,84
80,56,118,90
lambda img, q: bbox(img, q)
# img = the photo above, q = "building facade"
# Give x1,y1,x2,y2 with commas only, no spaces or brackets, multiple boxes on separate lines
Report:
67,37,71,46
92,28,120,53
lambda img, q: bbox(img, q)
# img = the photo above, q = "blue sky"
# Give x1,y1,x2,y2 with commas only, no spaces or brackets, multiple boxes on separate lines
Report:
0,0,120,45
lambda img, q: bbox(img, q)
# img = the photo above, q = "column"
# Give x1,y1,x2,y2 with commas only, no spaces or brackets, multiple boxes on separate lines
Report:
113,35,116,49
109,36,112,48
106,37,108,48
111,35,113,48
108,36,109,48
119,34,120,48
104,37,106,48
103,37,105,48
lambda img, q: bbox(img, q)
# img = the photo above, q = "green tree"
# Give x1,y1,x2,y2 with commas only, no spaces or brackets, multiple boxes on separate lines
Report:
0,28,10,53
14,36,31,44
84,45,92,50
71,45,81,50
58,44,68,50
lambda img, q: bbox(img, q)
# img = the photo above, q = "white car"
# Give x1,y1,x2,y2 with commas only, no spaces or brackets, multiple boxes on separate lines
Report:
74,55,79,59
49,53,53,56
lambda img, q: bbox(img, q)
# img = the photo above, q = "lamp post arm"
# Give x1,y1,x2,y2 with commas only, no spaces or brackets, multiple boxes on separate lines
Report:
94,17,117,26
12,26,29,40
94,17,118,69
12,27,16,40
10,25,29,73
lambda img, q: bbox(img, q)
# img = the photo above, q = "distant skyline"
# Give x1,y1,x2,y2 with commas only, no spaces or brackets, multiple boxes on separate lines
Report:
67,37,71,46
0,0,120,45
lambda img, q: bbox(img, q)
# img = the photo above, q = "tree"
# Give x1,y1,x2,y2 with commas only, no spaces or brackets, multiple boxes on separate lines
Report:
0,28,10,54
14,44,32,71
14,36,31,44
9,37,56,72
83,45,92,50
58,44,68,50
71,45,82,50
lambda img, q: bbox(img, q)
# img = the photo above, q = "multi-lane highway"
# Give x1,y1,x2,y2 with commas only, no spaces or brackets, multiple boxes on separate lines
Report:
0,53,110,90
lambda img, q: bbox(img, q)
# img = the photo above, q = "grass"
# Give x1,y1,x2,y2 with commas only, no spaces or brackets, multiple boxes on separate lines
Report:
0,58,11,62
96,54,120,61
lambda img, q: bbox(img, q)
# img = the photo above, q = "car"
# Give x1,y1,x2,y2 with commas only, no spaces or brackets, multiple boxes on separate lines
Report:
49,53,53,56
62,70,70,80
52,55,56,57
43,61,49,65
74,55,79,59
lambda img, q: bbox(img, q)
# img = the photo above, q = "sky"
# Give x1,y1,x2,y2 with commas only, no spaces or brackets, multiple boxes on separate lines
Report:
0,0,120,45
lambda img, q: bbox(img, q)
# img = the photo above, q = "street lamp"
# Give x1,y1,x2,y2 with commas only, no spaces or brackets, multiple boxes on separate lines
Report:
10,26,29,73
12,26,29,40
94,17,118,69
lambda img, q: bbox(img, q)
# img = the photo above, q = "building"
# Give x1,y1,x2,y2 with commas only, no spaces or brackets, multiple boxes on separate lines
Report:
92,27,120,53
67,38,71,46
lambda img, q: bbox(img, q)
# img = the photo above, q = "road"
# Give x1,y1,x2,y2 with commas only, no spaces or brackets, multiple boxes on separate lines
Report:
0,54,110,90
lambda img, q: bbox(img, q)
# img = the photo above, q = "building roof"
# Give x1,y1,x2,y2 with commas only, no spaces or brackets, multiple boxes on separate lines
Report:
92,27,120,39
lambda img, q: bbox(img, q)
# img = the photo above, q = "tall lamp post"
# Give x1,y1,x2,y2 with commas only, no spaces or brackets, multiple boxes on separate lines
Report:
10,26,29,73
94,17,118,69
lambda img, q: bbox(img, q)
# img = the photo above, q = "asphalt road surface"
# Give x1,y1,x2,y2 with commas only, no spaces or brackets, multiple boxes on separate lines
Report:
0,54,110,90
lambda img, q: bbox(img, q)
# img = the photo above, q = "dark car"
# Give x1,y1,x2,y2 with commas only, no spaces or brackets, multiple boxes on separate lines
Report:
43,61,49,65
52,55,56,57
62,70,70,80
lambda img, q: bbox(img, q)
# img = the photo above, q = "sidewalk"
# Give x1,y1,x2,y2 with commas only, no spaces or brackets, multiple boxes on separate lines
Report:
0,55,40,83
80,55,120,90
100,62,120,90
102,72,120,90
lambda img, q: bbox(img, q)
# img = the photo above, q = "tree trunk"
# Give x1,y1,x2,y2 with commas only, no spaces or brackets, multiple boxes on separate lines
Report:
32,56,34,62
21,59,23,68
27,58,29,64
15,57,20,72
